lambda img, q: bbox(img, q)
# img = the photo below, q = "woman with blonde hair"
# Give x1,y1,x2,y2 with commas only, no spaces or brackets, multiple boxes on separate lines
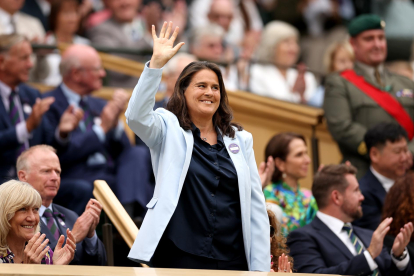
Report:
250,21,318,105
0,180,76,264
308,40,354,107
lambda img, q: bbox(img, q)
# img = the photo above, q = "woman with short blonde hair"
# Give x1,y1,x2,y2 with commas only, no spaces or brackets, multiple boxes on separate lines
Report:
0,180,76,264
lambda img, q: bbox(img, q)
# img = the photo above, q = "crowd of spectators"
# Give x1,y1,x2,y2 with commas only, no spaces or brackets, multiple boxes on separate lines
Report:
1,0,414,274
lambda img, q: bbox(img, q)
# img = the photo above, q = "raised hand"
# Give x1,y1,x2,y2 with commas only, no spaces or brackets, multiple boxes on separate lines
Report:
277,253,292,273
58,105,84,138
71,210,95,243
85,199,102,238
367,217,392,259
26,97,55,133
258,156,275,189
52,228,76,265
392,222,413,257
23,232,50,264
149,21,185,69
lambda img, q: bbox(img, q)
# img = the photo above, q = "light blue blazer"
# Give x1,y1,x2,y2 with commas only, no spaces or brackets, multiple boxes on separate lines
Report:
125,62,270,271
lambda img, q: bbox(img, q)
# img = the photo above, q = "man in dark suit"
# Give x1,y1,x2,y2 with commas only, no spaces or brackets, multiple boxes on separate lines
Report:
0,34,81,181
353,123,410,231
20,0,49,31
17,145,107,265
43,44,153,218
287,164,413,275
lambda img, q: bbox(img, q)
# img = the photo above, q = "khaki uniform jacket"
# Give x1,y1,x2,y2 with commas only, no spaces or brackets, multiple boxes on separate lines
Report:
323,63,414,178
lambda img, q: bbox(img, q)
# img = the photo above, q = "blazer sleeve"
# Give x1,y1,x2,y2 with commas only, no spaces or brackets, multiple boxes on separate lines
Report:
0,127,20,151
287,229,373,275
80,238,107,266
244,131,270,271
125,62,166,149
323,73,368,155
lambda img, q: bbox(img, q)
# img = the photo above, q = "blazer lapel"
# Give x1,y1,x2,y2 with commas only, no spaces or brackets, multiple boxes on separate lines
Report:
312,217,354,260
366,170,387,204
0,97,11,127
177,129,194,200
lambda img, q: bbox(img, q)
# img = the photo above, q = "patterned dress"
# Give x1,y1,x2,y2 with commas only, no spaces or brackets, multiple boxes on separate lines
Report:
264,181,318,235
0,248,53,264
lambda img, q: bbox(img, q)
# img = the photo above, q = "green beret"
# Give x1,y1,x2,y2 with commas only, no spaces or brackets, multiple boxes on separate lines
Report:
348,14,385,37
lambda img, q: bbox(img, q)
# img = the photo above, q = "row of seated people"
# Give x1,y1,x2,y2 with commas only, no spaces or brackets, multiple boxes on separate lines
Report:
0,33,153,219
1,139,412,275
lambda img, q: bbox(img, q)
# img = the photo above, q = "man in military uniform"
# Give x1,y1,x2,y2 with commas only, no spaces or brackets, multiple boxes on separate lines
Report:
324,14,414,178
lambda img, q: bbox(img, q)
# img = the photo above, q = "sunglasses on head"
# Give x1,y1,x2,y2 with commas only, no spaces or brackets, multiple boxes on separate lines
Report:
270,225,275,237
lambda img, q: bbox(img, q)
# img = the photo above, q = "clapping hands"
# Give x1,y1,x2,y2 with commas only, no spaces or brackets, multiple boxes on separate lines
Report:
52,228,76,265
71,199,102,243
271,253,292,273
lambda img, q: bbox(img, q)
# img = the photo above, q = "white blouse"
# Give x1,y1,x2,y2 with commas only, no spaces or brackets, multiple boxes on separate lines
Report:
249,63,318,104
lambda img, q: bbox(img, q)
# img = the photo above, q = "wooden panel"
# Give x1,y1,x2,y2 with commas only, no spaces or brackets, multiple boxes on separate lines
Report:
0,264,341,276
92,180,149,268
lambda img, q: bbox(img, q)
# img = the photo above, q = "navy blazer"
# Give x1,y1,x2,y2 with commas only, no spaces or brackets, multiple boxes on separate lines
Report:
0,84,55,180
40,204,107,265
43,86,131,178
287,216,412,276
353,169,386,230
20,0,49,31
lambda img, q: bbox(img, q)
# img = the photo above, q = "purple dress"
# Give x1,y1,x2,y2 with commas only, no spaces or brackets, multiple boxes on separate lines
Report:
0,248,53,264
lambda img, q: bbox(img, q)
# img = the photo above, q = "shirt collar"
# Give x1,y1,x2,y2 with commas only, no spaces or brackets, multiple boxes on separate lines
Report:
39,203,54,218
61,82,82,107
370,166,395,192
356,61,384,77
316,211,346,236
191,123,224,145
0,7,17,27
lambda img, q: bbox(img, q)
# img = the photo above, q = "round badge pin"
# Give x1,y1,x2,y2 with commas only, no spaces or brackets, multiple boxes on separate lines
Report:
23,104,32,115
229,143,240,154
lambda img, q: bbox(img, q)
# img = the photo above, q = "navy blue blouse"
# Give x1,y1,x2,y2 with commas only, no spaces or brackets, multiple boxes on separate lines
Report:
165,125,245,261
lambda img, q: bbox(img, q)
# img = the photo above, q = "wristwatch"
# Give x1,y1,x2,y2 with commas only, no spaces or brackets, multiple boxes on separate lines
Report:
392,250,408,261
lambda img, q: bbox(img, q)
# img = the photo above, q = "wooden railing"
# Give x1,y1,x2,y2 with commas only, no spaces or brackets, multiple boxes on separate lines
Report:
93,180,149,268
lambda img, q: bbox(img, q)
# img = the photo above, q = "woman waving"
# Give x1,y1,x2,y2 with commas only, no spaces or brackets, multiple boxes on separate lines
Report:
125,22,269,271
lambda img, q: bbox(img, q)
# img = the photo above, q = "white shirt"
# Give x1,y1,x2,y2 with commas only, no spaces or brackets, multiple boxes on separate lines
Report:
370,166,395,193
250,64,318,104
317,211,409,271
40,204,98,254
0,80,31,148
0,7,17,33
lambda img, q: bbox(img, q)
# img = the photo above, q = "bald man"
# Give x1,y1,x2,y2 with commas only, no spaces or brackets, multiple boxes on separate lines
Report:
42,44,153,218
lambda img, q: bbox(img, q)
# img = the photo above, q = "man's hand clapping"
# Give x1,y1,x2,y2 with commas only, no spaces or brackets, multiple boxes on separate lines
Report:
71,199,102,242
26,97,55,133
58,105,83,138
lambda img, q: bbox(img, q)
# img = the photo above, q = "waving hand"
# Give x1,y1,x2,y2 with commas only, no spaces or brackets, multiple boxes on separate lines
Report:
149,21,185,69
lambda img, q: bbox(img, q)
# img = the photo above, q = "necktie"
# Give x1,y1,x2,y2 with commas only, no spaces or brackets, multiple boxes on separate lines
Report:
374,68,384,88
9,90,27,156
343,223,379,276
43,208,61,241
79,98,93,131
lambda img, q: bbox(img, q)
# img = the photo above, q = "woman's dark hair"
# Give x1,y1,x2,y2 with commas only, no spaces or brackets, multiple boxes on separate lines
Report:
49,0,80,33
166,61,242,138
382,171,414,242
268,209,293,271
265,132,306,183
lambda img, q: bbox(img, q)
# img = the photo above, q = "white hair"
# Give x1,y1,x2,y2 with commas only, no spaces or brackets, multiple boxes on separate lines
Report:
255,21,299,63
190,23,225,48
163,53,197,75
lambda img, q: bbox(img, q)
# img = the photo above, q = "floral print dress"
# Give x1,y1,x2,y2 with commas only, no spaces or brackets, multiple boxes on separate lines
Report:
0,248,53,264
264,181,318,235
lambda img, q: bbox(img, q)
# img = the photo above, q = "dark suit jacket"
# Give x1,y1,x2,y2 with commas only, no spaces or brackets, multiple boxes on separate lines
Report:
0,84,55,180
20,0,49,31
40,203,106,265
353,169,387,231
43,85,131,181
287,216,413,276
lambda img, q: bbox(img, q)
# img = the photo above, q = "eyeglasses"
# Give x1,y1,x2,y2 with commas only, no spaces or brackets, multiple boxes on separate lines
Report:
270,225,275,237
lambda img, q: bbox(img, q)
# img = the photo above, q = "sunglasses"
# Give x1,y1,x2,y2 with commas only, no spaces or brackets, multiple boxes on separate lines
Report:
270,225,275,237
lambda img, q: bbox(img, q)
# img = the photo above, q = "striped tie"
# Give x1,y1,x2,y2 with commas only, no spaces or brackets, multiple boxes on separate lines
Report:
43,208,61,241
9,90,26,156
343,223,379,276
79,98,93,131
